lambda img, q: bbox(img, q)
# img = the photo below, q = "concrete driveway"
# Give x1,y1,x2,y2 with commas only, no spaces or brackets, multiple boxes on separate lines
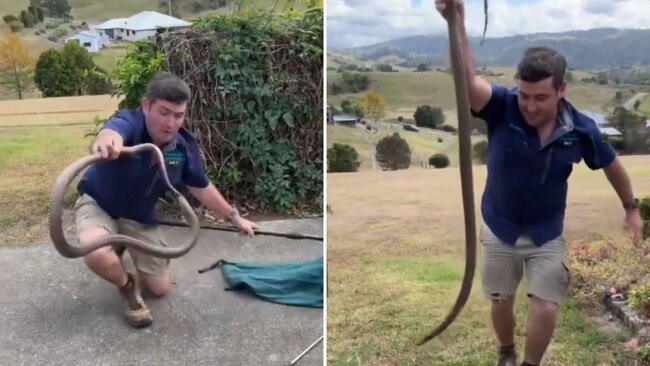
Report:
0,218,323,366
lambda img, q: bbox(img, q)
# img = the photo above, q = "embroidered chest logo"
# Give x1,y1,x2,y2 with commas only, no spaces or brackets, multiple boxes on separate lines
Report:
559,133,579,146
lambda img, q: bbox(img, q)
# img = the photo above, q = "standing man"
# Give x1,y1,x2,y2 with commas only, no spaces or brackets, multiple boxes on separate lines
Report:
435,1,643,365
75,72,258,328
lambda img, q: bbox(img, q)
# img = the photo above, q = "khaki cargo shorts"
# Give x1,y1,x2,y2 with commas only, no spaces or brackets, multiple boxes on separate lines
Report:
480,223,571,304
74,193,170,276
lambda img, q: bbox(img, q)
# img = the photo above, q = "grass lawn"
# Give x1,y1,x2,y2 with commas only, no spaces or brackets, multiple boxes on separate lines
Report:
91,45,128,73
326,155,650,365
0,123,93,246
637,94,650,115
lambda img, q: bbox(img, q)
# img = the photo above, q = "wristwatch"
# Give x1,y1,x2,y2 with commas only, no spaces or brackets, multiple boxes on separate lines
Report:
623,198,639,210
227,207,240,221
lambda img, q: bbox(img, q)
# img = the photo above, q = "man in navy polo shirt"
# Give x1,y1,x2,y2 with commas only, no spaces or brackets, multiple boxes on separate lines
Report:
75,72,258,328
436,1,643,366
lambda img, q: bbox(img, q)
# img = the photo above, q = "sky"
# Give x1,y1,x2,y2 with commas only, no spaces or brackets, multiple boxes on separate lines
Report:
326,0,650,49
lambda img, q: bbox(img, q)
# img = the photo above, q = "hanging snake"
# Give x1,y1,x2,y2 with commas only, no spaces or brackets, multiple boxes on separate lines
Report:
48,143,201,259
416,0,488,345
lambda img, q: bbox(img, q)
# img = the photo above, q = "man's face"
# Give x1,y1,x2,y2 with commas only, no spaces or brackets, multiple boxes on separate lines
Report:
517,76,566,128
142,98,187,145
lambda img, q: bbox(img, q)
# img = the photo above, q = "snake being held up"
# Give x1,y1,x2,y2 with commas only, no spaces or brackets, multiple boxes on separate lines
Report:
49,143,200,259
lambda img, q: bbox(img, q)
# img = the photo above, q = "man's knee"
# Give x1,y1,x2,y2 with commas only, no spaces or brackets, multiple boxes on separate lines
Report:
530,296,559,317
142,272,172,297
79,227,118,270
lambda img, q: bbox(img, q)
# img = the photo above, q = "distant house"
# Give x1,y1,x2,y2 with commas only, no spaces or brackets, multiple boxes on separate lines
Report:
581,110,606,125
64,30,109,53
94,11,191,42
332,114,358,127
599,127,622,136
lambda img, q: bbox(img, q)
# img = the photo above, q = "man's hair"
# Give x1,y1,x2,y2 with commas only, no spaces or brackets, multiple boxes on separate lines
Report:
145,72,191,105
516,47,567,90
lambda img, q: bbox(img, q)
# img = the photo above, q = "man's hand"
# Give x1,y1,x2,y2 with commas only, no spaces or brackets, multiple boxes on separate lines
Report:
91,129,123,159
625,208,643,245
435,0,464,22
233,216,258,238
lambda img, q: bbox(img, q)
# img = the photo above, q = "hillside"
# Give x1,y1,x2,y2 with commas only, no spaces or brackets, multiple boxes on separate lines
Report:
0,0,284,23
338,28,650,71
327,68,631,119
327,124,486,170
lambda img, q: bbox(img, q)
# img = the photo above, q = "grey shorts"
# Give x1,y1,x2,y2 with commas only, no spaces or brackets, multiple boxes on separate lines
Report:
74,194,170,276
480,223,571,304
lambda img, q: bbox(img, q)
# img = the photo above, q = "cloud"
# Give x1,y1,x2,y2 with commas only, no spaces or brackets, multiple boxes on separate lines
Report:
326,0,650,49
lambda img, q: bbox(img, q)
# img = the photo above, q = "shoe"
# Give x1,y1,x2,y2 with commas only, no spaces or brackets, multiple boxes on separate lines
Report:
495,345,517,366
118,273,153,328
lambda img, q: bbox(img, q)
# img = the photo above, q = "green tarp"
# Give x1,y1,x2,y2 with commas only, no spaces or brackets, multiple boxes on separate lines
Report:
203,257,323,308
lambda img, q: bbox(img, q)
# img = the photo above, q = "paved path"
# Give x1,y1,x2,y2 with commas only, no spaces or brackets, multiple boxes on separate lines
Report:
624,92,648,110
0,218,323,366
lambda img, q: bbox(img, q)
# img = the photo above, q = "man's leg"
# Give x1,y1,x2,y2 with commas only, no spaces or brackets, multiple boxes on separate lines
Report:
79,227,128,287
118,219,173,297
75,194,153,328
522,237,570,365
523,297,559,365
481,223,524,365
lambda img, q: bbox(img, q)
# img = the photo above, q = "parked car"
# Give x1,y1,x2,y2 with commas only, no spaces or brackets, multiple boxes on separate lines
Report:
403,124,419,132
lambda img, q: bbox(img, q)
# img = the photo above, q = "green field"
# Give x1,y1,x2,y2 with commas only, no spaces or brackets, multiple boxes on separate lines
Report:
637,94,650,115
327,124,485,170
327,69,630,121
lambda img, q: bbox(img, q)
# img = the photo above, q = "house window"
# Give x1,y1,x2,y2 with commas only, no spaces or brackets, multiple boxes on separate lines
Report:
83,42,91,47
133,30,136,34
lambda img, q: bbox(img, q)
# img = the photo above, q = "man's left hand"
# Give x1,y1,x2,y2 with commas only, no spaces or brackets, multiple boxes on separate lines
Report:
625,208,643,245
233,216,259,237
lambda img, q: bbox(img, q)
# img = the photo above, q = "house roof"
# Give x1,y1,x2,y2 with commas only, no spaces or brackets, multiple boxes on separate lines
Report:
95,11,191,31
599,127,621,136
65,30,101,40
95,18,128,29
581,110,606,125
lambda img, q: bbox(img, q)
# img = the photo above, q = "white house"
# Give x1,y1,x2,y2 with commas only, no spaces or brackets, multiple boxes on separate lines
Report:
599,127,622,137
64,30,109,53
581,110,606,125
94,11,191,42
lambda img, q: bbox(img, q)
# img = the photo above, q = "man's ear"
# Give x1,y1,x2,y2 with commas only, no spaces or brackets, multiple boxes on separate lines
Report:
557,83,567,99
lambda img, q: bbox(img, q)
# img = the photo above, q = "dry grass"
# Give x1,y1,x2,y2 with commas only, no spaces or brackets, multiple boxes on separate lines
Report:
0,95,120,126
326,155,650,365
0,124,94,246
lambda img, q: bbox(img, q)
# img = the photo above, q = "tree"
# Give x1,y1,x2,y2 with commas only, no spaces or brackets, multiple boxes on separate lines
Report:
34,49,75,97
413,105,444,128
375,133,411,170
3,15,17,24
0,28,35,99
31,0,71,18
20,10,36,28
62,41,95,95
634,99,641,111
416,63,430,72
327,143,361,172
358,91,385,126
340,99,354,114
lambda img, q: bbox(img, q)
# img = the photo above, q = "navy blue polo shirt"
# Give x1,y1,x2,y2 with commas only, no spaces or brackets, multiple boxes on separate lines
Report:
472,85,616,246
77,109,210,225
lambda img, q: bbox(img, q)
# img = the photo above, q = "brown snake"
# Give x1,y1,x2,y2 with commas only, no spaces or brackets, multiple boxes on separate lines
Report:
416,0,485,345
48,143,200,259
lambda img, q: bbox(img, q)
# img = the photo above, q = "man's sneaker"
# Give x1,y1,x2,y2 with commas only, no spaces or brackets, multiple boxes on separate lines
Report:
496,345,517,366
118,273,153,328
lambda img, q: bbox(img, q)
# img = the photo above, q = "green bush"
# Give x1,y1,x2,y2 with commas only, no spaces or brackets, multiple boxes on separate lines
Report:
429,153,449,168
8,20,23,32
112,9,323,213
439,124,457,133
473,140,488,164
3,14,17,24
375,133,411,170
328,143,360,172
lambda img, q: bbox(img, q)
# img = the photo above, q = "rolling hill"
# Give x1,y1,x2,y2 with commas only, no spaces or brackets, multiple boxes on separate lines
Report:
336,28,650,71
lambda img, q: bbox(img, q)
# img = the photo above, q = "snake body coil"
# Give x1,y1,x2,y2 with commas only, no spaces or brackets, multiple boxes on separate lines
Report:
49,143,200,259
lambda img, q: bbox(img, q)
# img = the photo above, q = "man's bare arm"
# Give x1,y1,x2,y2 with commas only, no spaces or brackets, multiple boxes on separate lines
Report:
603,157,636,207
